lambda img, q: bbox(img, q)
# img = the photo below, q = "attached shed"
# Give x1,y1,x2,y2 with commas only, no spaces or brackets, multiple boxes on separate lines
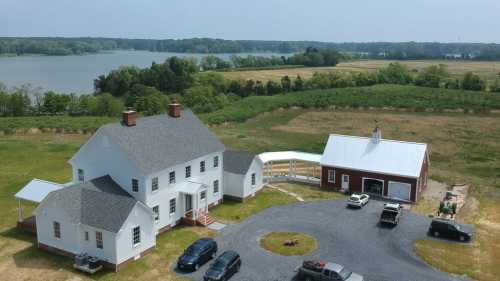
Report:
34,176,156,271
223,150,264,201
320,131,429,203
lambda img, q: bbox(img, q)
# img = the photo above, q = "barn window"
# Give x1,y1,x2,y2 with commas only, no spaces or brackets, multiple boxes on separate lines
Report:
53,221,61,239
77,169,84,182
328,170,336,183
152,177,159,192
132,226,141,246
132,178,139,192
96,231,103,249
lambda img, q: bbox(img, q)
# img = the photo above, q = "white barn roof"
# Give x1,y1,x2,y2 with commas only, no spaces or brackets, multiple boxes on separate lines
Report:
15,179,65,203
258,151,322,164
320,134,427,178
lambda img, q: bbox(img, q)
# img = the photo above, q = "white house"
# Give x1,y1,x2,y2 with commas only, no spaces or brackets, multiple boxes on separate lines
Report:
34,102,228,271
223,150,264,201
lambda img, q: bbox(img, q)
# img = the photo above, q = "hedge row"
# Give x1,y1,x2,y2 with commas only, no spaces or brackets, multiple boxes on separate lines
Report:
200,84,500,124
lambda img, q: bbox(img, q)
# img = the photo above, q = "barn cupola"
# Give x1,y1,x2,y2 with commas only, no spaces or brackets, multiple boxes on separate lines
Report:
372,126,382,143
122,108,137,127
168,99,181,118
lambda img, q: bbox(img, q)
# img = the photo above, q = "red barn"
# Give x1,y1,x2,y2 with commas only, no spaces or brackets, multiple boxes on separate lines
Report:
320,129,429,203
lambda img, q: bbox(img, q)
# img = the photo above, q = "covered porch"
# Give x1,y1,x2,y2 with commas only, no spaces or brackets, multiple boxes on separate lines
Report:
258,151,322,185
14,179,65,235
178,180,214,226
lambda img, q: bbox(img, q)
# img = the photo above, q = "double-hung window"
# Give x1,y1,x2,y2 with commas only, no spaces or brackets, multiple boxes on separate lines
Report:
251,173,256,186
169,171,176,184
152,177,159,192
96,231,103,249
200,190,206,200
153,205,160,222
200,161,206,173
169,198,176,214
185,166,191,178
213,180,219,194
132,226,141,246
84,231,89,241
77,169,84,182
53,221,61,239
213,156,219,168
132,178,139,192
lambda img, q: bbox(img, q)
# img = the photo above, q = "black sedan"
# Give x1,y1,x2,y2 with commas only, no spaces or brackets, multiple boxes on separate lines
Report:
204,250,241,281
177,238,218,271
429,219,473,242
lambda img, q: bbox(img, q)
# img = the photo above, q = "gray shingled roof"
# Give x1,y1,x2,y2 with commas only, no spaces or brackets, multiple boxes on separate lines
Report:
100,110,225,175
223,150,256,175
37,176,138,233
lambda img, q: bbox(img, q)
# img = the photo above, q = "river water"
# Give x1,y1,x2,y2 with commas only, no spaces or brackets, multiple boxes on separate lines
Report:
0,50,285,94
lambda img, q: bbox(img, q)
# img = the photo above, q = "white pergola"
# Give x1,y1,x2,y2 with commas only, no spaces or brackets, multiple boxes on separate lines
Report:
257,151,322,184
14,179,65,224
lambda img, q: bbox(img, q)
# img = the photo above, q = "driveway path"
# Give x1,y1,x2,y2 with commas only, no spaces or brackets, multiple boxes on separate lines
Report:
177,200,469,281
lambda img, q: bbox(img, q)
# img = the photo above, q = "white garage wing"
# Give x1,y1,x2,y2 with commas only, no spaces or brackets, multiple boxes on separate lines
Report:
388,181,412,201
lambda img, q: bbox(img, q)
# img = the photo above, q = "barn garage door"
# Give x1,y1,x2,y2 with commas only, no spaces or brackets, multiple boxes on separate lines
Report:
388,181,411,201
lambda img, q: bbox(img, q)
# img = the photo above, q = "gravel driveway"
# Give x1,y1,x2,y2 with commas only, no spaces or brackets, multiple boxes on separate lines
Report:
176,200,470,281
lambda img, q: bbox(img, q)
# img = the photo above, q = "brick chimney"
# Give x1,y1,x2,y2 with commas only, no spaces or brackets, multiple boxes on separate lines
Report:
122,109,137,127
168,99,181,118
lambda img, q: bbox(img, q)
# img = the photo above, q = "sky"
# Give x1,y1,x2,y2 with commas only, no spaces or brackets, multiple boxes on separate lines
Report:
1,0,499,43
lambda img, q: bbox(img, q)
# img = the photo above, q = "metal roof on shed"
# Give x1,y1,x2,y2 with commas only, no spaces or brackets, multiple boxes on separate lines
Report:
320,134,427,178
15,179,65,203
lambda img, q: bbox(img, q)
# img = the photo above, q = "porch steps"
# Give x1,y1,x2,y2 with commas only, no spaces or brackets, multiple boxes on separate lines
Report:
196,211,215,227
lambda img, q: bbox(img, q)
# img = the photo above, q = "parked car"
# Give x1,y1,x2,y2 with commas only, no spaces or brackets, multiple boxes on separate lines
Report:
347,194,370,208
296,260,364,281
204,250,241,281
177,238,217,271
429,219,473,242
379,203,402,225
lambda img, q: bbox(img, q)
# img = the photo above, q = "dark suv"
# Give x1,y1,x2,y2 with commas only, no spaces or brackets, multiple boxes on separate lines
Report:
177,238,218,271
204,250,241,281
429,219,472,242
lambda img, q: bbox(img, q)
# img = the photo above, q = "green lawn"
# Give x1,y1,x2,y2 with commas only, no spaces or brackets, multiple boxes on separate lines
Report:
210,187,297,223
260,232,318,256
272,182,347,201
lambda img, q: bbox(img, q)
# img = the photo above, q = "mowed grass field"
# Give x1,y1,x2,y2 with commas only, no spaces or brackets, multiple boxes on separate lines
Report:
219,59,500,82
0,108,500,280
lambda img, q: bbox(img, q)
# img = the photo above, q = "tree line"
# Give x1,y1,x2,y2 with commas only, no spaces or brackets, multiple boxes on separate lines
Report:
201,48,342,70
2,37,500,60
1,59,499,118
